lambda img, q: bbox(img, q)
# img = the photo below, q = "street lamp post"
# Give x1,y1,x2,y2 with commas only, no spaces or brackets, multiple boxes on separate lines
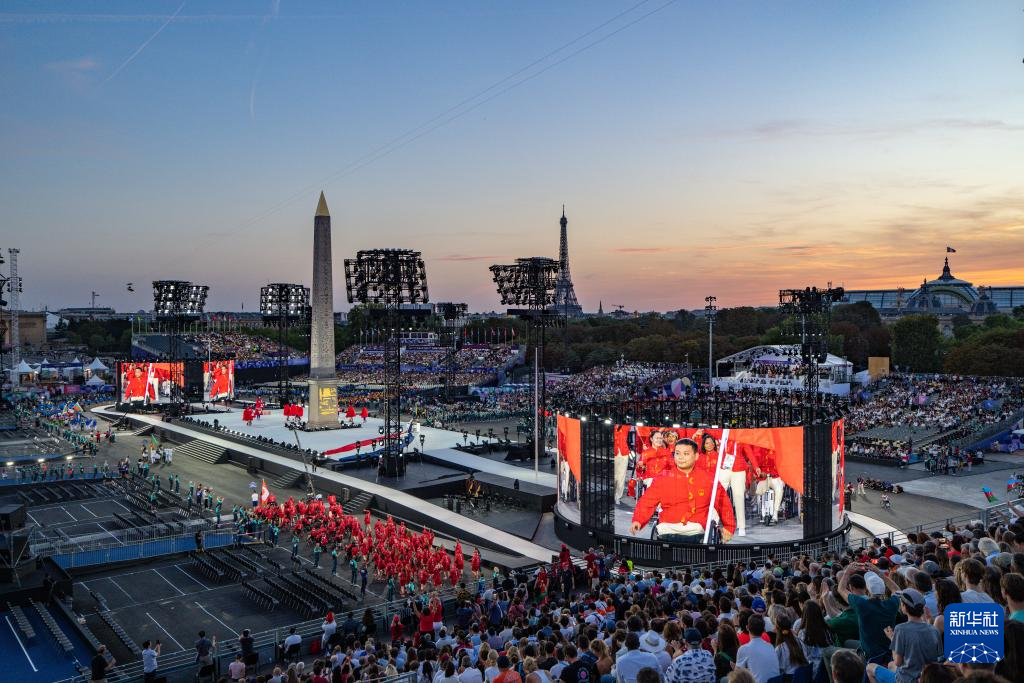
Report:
704,296,718,382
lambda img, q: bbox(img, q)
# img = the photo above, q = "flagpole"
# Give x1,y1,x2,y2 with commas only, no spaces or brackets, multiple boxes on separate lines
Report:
702,428,730,544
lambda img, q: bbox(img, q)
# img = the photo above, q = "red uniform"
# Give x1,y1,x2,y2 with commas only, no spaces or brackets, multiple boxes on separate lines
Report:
638,446,671,479
632,464,737,535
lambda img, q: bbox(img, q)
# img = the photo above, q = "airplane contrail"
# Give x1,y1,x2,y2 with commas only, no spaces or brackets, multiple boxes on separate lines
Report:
102,0,186,85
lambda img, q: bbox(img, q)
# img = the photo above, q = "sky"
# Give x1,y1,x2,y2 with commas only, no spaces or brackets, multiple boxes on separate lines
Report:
1,1,1023,314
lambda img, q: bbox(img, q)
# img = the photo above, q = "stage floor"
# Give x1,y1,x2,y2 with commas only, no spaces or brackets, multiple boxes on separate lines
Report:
556,500,812,544
189,408,558,487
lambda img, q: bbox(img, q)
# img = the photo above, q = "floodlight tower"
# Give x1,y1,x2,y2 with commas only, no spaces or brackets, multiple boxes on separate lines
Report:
344,249,428,478
704,295,717,382
152,280,209,405
778,285,845,400
490,257,560,477
260,283,311,408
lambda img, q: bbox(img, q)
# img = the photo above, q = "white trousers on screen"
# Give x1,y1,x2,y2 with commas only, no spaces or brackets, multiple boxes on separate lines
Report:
755,476,785,520
614,456,629,503
722,470,748,532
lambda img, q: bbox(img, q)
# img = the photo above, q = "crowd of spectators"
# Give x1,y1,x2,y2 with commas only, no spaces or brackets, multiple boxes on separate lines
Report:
548,363,690,403
410,391,532,427
133,502,1024,683
186,333,289,361
332,344,519,389
847,375,1023,436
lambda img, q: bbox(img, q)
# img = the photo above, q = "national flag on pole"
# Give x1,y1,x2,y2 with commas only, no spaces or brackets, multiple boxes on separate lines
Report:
946,246,956,253
260,479,271,504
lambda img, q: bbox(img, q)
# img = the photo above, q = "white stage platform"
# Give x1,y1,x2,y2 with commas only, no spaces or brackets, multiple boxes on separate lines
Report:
188,408,557,487
97,407,556,563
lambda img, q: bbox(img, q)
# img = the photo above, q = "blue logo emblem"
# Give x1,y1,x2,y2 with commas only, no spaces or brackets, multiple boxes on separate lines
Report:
944,604,1003,663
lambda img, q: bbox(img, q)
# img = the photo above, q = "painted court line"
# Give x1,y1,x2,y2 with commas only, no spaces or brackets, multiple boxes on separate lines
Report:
79,503,100,518
96,523,124,545
105,576,134,600
174,564,211,590
62,507,78,522
194,602,239,637
152,569,186,596
145,612,185,650
5,616,37,672
113,499,132,513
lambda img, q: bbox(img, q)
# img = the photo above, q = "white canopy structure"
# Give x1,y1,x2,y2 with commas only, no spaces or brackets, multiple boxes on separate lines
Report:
85,374,106,387
86,358,109,372
713,344,853,396
14,360,33,374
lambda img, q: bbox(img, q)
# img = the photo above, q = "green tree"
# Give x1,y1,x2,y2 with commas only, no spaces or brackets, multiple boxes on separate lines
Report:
891,315,942,372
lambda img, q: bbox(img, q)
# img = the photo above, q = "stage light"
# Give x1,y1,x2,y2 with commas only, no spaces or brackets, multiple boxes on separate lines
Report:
153,280,209,317
37,458,44,463
5,462,11,466
672,423,680,428
603,419,612,425
580,416,587,422
635,421,643,427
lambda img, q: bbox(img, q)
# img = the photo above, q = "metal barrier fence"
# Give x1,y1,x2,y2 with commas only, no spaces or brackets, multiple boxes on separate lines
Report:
49,527,234,569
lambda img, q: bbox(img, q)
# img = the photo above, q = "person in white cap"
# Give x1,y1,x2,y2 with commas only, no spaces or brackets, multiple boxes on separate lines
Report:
838,562,900,661
639,630,670,672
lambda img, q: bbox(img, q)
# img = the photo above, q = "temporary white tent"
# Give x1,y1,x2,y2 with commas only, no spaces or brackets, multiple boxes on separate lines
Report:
85,374,106,387
14,360,33,374
86,358,109,372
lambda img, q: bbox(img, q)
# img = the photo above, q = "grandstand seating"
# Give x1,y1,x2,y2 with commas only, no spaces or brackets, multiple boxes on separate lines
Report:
189,551,227,582
6,602,35,641
241,580,280,611
31,599,74,655
262,575,318,619
96,606,142,657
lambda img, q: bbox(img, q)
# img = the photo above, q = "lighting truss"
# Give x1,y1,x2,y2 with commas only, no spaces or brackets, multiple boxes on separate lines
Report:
344,248,429,478
489,257,559,309
778,285,845,399
260,283,310,320
344,249,428,306
153,280,209,318
261,283,310,407
490,256,560,477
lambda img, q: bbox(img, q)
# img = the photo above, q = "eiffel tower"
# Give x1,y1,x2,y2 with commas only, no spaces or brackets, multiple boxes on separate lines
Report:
553,206,583,317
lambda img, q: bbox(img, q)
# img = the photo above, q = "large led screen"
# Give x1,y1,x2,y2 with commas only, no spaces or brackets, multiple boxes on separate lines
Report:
119,362,184,405
556,419,845,544
203,360,235,401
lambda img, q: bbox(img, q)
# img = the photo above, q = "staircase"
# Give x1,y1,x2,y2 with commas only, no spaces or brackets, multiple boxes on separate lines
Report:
129,425,153,437
176,439,228,465
271,470,306,489
342,490,373,516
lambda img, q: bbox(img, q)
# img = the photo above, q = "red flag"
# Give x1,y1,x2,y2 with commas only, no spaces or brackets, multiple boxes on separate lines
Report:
260,479,271,504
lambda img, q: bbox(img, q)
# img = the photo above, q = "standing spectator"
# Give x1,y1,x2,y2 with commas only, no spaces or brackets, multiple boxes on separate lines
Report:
141,640,161,682
194,630,215,669
736,616,780,683
89,644,114,683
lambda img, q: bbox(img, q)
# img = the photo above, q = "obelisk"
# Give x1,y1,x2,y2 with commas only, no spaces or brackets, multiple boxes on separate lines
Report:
306,191,338,428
